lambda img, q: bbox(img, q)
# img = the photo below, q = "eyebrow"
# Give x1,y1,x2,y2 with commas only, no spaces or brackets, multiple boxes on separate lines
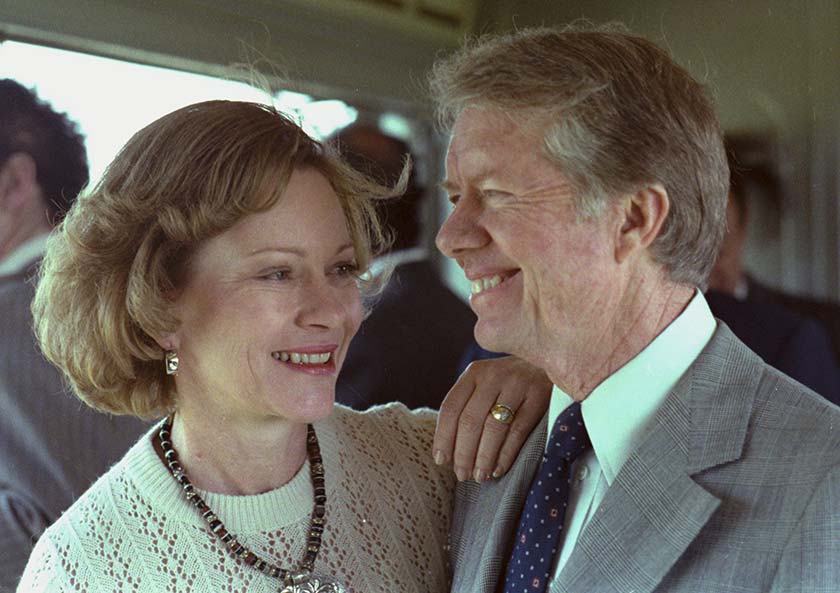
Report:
439,180,458,193
249,243,356,258
439,170,497,193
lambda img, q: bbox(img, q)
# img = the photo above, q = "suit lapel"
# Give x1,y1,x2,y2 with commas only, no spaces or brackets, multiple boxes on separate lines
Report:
453,414,547,593
553,324,761,593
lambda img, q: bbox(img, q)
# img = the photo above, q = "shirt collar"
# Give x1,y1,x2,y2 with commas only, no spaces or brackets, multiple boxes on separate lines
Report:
369,246,428,279
547,290,715,483
733,276,749,300
0,233,48,278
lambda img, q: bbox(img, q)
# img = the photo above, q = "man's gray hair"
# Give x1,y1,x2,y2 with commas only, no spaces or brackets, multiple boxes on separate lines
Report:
429,24,729,288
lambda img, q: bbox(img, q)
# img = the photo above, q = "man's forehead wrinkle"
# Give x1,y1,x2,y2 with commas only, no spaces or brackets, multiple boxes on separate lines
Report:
447,144,569,206
519,176,573,199
445,138,495,185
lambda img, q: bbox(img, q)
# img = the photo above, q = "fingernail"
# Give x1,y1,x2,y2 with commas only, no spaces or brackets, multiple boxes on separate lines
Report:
434,450,444,465
455,467,468,481
492,466,504,479
474,468,486,482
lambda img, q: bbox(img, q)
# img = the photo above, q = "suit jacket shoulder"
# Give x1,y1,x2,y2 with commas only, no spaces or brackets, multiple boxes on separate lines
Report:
449,413,547,593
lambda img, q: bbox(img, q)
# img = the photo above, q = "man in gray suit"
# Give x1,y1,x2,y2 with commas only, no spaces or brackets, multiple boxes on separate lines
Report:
432,26,840,593
0,79,145,591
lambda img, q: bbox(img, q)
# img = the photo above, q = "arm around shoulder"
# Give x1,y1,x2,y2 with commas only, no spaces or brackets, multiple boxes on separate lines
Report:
0,489,50,592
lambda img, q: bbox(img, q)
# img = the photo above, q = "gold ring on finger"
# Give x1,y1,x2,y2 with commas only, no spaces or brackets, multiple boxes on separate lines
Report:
490,403,515,425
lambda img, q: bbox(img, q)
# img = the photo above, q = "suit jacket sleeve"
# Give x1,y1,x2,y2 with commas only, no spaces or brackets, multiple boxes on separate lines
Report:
0,489,49,592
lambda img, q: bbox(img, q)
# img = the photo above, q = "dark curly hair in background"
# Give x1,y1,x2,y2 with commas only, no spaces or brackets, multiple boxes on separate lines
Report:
0,79,89,223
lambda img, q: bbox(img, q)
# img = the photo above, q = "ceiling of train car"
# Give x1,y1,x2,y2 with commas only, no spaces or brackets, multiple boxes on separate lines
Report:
0,0,478,110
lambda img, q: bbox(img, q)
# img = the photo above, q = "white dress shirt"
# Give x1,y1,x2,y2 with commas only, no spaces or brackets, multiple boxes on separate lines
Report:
368,246,428,279
0,233,48,278
548,290,716,582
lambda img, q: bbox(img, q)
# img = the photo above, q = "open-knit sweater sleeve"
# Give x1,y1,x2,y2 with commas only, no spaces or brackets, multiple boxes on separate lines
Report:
17,403,455,593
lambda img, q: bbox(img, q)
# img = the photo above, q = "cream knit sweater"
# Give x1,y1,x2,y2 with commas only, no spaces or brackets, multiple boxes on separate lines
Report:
17,404,454,593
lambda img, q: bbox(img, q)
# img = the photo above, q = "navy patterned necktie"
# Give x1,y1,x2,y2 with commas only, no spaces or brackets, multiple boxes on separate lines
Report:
502,401,591,593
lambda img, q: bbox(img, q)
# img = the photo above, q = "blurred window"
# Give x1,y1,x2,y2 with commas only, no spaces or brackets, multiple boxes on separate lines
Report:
0,41,358,185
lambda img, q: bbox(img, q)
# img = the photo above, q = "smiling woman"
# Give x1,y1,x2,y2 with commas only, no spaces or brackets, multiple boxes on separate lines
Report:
33,101,384,421
14,100,547,593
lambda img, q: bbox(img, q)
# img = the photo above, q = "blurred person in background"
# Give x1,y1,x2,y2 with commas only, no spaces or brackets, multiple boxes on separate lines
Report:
705,141,840,403
0,79,147,592
708,139,840,367
331,122,476,410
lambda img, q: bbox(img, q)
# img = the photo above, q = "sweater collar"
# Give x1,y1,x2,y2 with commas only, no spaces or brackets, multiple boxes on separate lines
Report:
126,420,319,534
0,232,47,278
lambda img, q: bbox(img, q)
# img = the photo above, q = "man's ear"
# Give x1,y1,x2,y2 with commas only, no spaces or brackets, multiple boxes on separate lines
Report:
614,183,669,264
0,153,41,211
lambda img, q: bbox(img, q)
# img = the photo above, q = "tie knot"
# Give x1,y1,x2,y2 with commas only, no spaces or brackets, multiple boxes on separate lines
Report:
546,401,590,463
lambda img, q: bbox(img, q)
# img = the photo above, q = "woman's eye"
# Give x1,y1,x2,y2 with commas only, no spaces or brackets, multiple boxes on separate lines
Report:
335,262,359,276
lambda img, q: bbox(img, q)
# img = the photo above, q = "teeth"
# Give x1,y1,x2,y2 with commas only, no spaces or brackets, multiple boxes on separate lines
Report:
471,274,503,295
272,351,332,365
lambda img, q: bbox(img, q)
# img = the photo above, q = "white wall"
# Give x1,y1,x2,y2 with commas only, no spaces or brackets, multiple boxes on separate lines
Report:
0,0,460,111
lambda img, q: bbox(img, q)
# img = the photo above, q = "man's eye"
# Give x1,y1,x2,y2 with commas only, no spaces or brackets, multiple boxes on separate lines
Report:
264,270,288,281
480,189,509,199
448,194,460,206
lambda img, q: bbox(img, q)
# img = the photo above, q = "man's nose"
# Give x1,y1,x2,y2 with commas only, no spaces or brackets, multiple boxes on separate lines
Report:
436,194,487,259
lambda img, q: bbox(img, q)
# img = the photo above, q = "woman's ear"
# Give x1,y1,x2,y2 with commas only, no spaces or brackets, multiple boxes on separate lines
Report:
154,287,184,352
614,183,669,264
154,333,180,352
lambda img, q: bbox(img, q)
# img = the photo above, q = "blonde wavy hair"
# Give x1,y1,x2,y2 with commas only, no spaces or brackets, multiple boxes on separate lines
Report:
32,100,391,419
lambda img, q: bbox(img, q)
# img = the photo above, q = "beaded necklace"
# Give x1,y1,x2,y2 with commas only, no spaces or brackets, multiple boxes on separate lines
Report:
157,415,341,592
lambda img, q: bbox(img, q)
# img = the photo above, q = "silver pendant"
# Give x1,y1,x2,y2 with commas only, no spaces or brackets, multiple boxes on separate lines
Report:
280,577,349,593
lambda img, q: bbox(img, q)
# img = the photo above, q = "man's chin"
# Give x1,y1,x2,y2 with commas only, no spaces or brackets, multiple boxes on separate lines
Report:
474,322,514,356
